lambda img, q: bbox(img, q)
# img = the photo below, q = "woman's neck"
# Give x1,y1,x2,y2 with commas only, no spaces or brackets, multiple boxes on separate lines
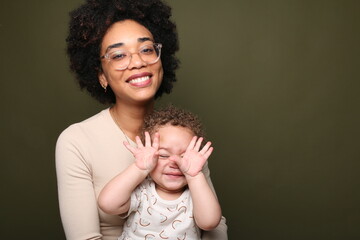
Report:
111,100,154,141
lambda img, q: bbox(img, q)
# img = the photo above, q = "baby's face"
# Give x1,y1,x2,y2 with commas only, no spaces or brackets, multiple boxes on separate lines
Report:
150,124,194,195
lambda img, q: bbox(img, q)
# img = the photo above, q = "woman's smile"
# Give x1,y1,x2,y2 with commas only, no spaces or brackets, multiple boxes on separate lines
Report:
126,72,153,87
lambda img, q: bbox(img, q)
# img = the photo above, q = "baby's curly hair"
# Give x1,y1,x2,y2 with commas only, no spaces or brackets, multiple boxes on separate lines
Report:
142,105,205,140
66,0,179,104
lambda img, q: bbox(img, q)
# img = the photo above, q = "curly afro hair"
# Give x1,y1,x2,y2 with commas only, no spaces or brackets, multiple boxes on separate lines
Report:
66,0,180,104
142,105,206,142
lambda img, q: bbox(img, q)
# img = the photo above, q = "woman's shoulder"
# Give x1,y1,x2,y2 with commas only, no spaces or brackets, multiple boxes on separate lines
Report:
57,108,111,143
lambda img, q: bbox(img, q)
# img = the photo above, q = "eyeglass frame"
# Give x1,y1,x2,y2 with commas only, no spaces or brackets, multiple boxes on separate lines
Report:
100,43,162,70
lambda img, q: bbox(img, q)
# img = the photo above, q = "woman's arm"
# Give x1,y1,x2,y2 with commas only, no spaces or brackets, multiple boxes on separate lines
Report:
55,129,102,240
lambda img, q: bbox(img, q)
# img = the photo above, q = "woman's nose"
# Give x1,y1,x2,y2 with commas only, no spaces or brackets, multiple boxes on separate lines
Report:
127,53,146,69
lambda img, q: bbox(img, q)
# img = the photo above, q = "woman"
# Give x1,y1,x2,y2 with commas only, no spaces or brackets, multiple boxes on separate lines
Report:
55,0,228,239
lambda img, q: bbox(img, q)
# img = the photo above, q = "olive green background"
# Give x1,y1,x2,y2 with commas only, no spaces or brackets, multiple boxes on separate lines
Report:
1,0,359,239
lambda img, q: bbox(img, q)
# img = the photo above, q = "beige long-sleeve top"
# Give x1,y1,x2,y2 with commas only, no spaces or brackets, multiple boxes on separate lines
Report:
55,108,227,240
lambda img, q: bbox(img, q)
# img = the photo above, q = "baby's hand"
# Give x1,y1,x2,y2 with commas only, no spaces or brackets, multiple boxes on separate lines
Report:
171,136,213,177
124,132,159,172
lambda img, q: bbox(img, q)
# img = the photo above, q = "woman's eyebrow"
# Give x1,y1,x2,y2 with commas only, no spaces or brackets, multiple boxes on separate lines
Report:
105,37,153,52
138,37,152,42
106,42,123,52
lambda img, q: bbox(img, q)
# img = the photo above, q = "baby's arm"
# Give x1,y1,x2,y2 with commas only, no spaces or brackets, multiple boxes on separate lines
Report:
98,132,159,215
171,137,222,230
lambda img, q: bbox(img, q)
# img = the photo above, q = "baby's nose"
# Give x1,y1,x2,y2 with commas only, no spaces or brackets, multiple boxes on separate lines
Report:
168,156,180,168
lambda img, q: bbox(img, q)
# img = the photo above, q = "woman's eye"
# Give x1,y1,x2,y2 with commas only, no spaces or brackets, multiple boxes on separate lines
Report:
140,47,155,55
110,51,127,60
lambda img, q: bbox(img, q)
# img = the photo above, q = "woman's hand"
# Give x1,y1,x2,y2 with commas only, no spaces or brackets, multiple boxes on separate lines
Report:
171,136,213,177
123,132,159,172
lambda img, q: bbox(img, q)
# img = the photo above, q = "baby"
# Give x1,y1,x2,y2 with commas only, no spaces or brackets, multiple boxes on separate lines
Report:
98,105,222,240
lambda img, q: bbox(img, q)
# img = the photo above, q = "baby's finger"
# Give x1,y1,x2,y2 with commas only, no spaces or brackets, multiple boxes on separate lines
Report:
199,141,212,154
194,137,203,151
145,132,152,147
186,136,197,151
123,141,136,154
152,132,159,149
135,136,144,147
203,147,214,160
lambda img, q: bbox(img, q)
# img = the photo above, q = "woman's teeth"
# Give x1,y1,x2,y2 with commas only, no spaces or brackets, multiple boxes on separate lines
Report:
129,76,149,84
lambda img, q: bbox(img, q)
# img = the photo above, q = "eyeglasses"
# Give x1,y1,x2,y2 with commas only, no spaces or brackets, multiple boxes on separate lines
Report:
100,43,162,70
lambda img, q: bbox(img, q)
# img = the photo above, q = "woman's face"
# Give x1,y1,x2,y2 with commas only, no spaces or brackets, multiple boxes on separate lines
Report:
99,20,163,104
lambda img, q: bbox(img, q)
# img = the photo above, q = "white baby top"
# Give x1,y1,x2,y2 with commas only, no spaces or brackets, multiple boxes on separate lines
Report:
119,178,201,240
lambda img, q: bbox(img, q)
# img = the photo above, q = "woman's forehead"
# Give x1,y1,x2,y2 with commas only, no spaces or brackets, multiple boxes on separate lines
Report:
101,20,154,51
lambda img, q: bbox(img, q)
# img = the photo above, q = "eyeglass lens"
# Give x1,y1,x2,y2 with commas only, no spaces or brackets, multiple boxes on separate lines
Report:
107,43,161,70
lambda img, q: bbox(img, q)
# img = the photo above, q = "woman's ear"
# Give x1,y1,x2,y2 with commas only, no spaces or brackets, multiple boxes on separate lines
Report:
98,73,108,91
